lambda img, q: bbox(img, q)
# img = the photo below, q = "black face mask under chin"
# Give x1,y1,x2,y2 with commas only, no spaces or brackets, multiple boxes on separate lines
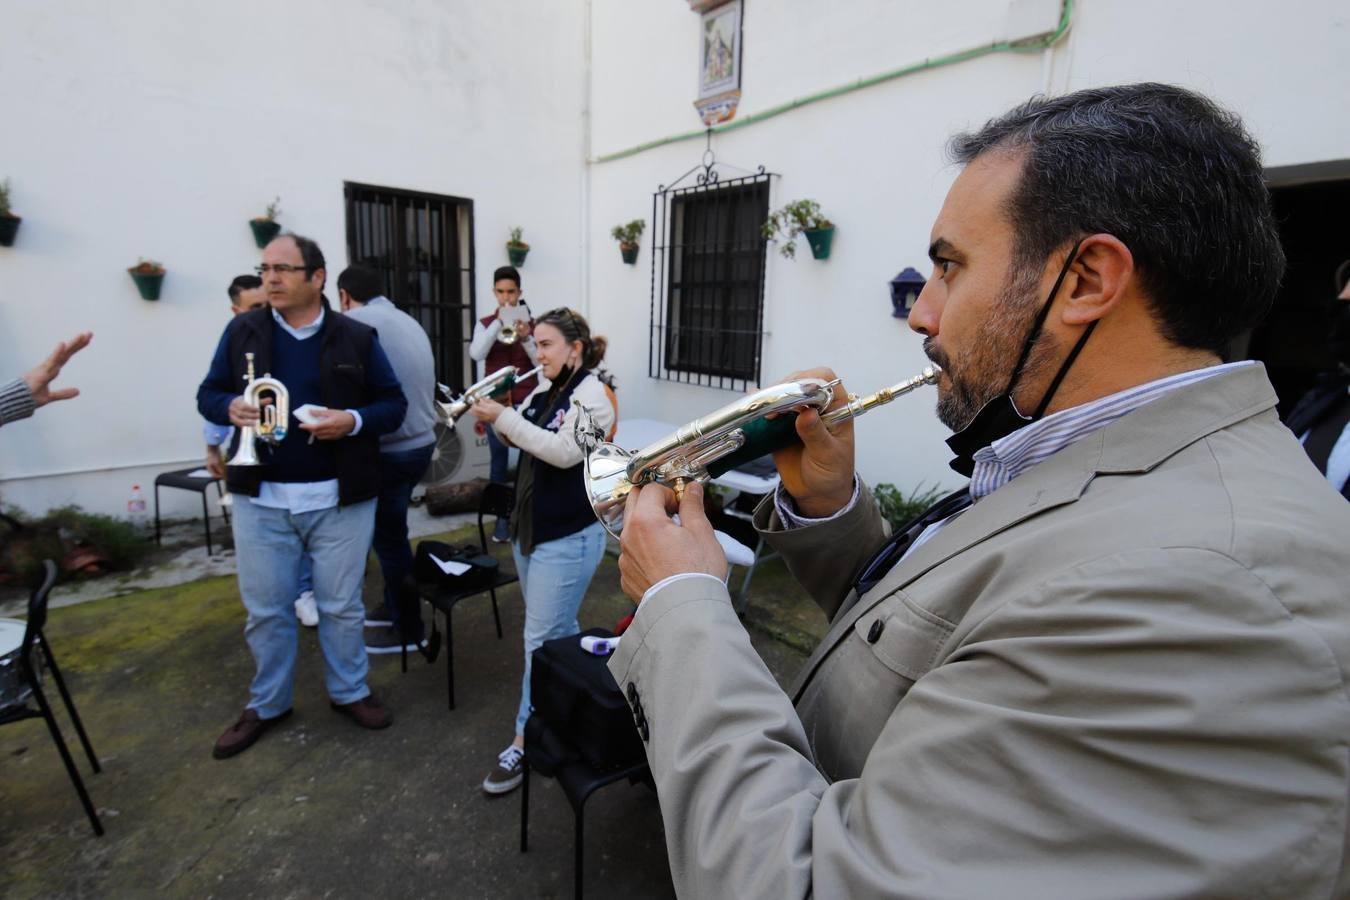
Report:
946,241,1095,477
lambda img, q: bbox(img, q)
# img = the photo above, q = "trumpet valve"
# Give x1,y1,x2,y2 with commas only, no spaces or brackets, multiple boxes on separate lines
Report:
684,432,744,473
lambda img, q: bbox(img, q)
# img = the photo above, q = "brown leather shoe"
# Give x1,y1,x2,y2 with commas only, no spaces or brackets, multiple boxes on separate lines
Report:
330,694,391,729
212,707,292,759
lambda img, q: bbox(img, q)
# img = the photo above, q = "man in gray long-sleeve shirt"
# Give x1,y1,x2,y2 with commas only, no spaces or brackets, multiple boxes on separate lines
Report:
1,332,92,427
338,267,437,653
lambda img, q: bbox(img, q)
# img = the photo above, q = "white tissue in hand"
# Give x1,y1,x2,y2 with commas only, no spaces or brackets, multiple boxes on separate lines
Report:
293,404,329,425
712,531,756,566
714,530,757,568
669,513,757,568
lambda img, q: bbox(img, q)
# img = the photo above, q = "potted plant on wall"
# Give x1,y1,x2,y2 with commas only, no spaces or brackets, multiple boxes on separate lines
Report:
762,199,835,260
506,226,530,266
0,178,21,247
250,196,282,248
611,219,646,264
127,258,166,300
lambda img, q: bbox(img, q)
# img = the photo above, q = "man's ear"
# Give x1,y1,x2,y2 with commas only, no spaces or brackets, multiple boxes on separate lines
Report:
1060,234,1134,326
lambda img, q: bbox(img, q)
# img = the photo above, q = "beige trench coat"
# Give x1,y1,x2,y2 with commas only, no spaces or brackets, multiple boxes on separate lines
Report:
610,364,1350,899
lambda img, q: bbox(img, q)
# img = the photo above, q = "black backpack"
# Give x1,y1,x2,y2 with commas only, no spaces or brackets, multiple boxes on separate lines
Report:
526,627,645,774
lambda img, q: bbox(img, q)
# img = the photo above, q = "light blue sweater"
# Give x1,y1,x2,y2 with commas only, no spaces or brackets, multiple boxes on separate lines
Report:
345,296,437,453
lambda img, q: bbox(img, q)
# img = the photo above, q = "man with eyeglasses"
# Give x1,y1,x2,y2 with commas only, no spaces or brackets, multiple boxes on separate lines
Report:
610,84,1350,897
198,234,407,759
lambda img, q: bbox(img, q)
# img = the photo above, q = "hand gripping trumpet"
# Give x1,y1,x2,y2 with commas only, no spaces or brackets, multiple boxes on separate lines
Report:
436,364,544,423
573,366,941,536
227,352,290,466
497,302,530,346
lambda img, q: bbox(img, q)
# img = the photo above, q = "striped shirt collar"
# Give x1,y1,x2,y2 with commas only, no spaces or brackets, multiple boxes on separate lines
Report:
968,360,1255,500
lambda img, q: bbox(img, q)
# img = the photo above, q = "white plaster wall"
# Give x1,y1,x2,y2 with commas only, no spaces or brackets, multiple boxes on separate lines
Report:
585,0,1350,498
5,0,1347,517
0,0,587,518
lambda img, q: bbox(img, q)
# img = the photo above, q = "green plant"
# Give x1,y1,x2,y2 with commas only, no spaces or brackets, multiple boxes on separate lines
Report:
258,195,281,222
762,199,833,259
0,178,12,217
873,482,945,534
130,257,165,275
508,226,528,248
611,219,646,246
0,504,153,584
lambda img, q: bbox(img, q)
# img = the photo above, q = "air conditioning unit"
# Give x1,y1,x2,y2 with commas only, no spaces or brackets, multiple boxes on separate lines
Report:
413,415,492,499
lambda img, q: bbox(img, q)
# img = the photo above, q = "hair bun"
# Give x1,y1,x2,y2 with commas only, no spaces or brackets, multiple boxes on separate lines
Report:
585,334,607,369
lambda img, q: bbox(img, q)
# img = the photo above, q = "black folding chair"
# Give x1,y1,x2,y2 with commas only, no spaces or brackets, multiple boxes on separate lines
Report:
0,560,103,836
519,722,653,900
416,482,519,710
154,467,229,556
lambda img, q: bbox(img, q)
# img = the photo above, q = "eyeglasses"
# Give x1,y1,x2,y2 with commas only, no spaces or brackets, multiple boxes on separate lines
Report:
255,264,309,276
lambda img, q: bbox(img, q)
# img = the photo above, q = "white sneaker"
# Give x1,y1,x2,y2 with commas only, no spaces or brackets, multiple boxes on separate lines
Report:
294,591,319,627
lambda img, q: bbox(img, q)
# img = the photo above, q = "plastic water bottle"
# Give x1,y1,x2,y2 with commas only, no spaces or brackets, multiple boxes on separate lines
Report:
127,484,149,532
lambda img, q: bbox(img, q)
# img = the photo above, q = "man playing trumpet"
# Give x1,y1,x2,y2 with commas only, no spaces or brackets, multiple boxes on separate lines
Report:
469,265,539,542
198,234,406,759
612,84,1350,897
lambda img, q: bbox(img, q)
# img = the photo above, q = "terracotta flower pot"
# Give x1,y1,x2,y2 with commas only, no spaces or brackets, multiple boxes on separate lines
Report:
0,214,20,247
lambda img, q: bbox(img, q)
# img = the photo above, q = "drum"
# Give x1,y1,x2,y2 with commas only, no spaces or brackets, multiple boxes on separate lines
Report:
0,618,34,708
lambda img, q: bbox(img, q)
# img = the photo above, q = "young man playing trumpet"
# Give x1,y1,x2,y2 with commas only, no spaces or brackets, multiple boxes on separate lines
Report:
611,84,1350,897
469,265,539,542
198,234,406,759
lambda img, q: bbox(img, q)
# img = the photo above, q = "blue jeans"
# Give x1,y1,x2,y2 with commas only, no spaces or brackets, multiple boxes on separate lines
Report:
512,522,607,735
372,443,435,636
486,426,509,485
231,497,376,717
298,556,313,595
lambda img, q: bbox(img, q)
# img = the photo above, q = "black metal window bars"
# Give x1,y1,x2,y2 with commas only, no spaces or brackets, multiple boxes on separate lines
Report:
344,182,478,392
649,151,776,392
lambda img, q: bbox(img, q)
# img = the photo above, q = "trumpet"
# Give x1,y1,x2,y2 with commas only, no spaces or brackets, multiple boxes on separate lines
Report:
437,364,544,423
498,302,530,345
574,366,940,536
228,352,290,467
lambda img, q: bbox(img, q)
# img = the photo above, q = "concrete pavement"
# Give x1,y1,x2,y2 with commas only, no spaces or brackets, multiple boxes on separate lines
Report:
0,514,827,898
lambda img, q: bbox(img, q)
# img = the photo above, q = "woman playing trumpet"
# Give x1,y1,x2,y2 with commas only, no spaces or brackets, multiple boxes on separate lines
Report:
470,307,617,796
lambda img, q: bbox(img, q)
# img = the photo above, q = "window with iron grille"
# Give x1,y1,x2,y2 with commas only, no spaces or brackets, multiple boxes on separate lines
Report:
344,182,476,392
650,169,772,391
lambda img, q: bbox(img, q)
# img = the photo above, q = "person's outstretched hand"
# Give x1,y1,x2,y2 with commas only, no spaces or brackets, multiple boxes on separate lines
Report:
23,332,93,408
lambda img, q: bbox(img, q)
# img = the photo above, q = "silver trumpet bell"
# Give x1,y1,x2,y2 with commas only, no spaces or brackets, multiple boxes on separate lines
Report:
227,352,290,467
436,364,544,423
498,302,530,346
574,366,941,537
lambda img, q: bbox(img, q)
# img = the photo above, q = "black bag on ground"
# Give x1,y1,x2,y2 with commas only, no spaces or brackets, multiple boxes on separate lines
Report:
529,627,645,772
413,540,498,589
